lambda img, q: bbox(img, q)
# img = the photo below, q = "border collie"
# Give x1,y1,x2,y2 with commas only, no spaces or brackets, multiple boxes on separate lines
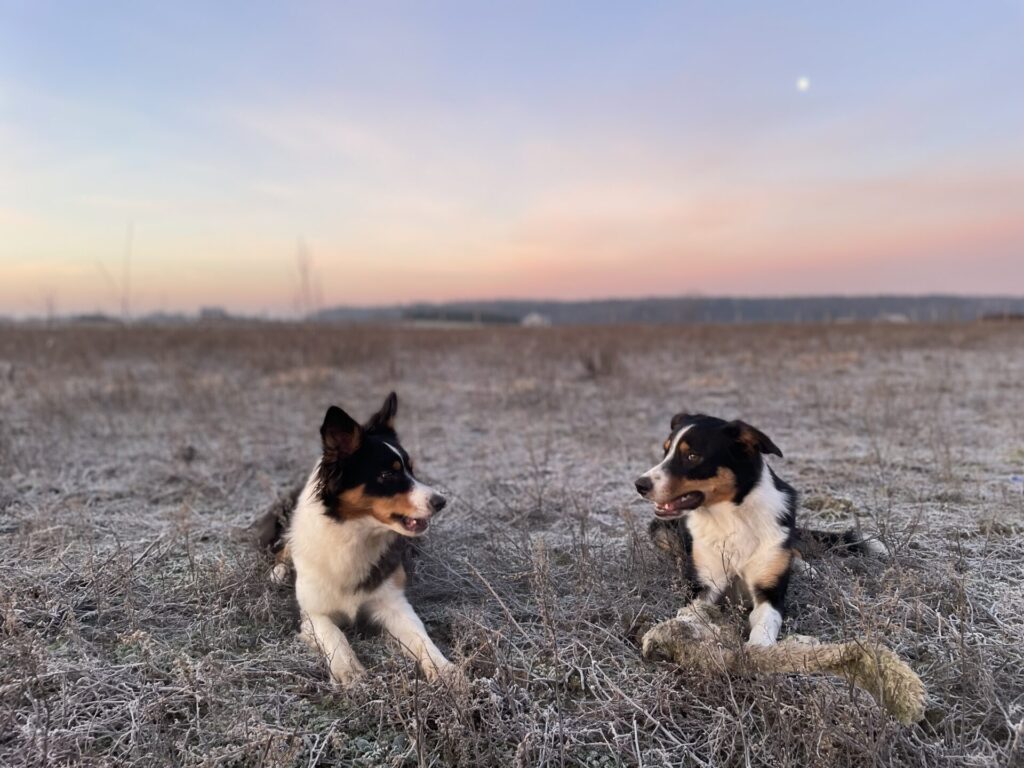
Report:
634,413,886,648
259,392,454,686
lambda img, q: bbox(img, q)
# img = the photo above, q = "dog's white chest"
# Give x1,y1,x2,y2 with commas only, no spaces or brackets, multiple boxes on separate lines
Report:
685,472,789,590
288,490,395,617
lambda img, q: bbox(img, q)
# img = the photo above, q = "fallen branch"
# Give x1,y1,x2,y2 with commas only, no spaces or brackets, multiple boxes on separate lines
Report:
640,612,926,726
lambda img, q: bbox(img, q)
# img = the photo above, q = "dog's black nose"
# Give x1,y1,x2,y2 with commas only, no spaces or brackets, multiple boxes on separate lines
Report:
635,476,653,495
429,494,447,513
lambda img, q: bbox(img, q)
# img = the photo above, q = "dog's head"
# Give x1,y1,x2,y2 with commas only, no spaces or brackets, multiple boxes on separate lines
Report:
634,413,782,519
315,392,446,536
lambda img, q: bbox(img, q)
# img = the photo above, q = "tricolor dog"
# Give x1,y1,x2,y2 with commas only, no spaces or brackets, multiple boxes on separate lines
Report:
635,413,886,648
260,392,454,686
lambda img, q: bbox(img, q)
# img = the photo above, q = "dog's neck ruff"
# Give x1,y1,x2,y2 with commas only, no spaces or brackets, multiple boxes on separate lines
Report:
701,462,785,521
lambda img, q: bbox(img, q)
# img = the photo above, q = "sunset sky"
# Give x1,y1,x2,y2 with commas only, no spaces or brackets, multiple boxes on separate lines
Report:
1,2,1022,316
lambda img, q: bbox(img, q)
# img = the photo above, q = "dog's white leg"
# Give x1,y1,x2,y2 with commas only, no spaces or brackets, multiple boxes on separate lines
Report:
371,588,452,681
299,612,365,686
746,602,783,647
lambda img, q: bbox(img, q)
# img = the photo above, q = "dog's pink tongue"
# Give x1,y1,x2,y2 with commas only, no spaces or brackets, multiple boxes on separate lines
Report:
404,518,429,533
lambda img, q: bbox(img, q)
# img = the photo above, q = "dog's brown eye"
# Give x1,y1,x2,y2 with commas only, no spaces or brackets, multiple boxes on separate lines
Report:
686,453,700,463
377,471,395,483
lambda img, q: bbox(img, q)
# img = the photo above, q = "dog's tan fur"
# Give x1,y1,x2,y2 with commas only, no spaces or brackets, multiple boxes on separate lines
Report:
662,466,738,508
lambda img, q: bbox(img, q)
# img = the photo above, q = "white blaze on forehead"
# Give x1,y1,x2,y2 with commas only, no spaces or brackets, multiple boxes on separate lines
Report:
666,425,692,456
642,424,692,480
383,440,437,513
382,441,406,469
656,425,692,469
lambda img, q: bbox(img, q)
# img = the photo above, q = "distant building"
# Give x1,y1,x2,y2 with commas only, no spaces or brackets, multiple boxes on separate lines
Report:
520,312,552,327
876,313,910,324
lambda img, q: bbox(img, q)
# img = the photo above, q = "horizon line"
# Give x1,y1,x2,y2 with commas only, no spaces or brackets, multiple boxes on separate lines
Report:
4,291,1024,322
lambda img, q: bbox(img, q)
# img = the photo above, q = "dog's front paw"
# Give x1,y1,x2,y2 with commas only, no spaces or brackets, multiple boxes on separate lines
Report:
329,658,367,688
269,562,290,585
675,601,718,627
430,660,469,690
420,657,459,684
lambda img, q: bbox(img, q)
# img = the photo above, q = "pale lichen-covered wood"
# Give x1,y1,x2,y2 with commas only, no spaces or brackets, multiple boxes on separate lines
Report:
641,614,926,726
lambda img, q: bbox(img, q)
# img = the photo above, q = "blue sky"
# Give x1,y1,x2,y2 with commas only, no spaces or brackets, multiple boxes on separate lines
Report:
1,1,1022,315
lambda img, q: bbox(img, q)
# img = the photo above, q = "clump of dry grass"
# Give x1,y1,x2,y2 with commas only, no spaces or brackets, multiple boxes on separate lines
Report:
578,345,621,380
1,322,1022,766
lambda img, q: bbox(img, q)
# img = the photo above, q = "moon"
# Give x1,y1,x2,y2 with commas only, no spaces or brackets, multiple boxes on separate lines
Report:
796,76,810,92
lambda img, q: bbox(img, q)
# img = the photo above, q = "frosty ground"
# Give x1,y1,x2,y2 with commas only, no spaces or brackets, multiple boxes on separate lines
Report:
1,322,1022,767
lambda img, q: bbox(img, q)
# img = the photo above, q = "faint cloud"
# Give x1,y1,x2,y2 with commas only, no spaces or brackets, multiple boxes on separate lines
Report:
251,180,301,200
230,107,401,166
78,194,167,213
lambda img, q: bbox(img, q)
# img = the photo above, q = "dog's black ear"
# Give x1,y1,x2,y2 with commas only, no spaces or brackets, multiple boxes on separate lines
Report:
726,420,783,458
365,391,398,434
321,405,362,460
670,412,695,431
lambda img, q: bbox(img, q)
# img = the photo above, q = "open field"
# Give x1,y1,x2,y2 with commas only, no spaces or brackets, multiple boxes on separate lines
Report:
1,322,1022,767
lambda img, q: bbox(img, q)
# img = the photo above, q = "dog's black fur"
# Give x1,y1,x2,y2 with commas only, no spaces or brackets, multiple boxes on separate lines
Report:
637,413,886,646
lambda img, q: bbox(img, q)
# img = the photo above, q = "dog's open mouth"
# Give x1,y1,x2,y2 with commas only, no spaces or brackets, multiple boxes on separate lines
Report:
654,491,705,517
392,514,429,534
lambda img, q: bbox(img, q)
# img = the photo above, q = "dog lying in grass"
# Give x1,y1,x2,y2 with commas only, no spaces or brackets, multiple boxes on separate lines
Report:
256,392,454,686
633,413,924,724
635,412,887,648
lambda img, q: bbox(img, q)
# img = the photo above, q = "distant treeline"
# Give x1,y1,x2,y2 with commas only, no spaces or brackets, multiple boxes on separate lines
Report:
10,295,1023,327
312,295,1024,326
400,307,519,325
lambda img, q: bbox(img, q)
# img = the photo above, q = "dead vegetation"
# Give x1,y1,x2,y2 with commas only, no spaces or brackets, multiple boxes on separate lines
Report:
1,321,1022,767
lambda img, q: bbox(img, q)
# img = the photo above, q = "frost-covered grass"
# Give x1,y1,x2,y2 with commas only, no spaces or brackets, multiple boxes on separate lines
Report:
1,322,1022,767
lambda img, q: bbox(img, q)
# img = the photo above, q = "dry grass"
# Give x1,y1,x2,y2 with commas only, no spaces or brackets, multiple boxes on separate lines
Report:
1,322,1023,767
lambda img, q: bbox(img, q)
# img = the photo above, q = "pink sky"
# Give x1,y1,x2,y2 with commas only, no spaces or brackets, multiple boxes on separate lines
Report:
1,3,1022,316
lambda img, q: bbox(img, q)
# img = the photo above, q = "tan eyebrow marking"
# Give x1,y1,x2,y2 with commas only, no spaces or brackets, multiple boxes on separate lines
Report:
392,461,401,471
382,441,406,470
